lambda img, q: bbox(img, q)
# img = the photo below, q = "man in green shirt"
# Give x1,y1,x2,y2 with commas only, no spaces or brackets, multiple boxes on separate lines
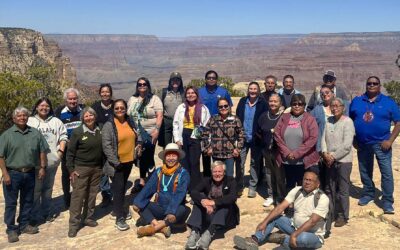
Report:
0,106,49,243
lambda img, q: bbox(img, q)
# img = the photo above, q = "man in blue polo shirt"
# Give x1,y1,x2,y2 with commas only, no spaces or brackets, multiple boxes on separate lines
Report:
349,76,400,214
199,70,233,177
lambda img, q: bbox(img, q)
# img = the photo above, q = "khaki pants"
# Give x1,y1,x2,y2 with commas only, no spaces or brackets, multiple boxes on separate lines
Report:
69,166,102,230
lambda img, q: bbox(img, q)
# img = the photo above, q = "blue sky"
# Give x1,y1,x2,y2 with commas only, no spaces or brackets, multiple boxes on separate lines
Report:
1,0,399,36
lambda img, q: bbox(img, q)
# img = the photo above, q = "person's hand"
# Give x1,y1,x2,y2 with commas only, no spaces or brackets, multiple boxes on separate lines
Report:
256,221,267,233
201,199,214,207
2,172,11,185
381,140,392,151
38,168,46,180
205,205,214,215
287,153,295,160
151,129,159,145
132,204,140,213
289,234,298,248
176,141,183,148
207,147,213,156
135,145,142,157
232,148,240,158
165,214,176,223
69,171,80,183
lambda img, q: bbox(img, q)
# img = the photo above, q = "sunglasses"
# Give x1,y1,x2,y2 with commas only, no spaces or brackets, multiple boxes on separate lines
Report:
138,83,147,87
114,107,126,111
206,77,217,81
218,105,229,110
366,82,380,86
323,76,336,83
291,102,305,107
320,91,332,96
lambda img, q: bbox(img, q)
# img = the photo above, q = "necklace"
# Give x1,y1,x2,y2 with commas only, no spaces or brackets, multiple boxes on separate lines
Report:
267,111,279,121
162,173,174,192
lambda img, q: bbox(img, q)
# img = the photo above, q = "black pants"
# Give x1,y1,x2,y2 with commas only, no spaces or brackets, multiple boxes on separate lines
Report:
263,150,286,204
111,162,133,219
182,128,202,191
139,142,156,179
61,149,71,207
283,163,305,192
187,204,228,231
202,154,211,177
140,202,187,224
159,117,173,148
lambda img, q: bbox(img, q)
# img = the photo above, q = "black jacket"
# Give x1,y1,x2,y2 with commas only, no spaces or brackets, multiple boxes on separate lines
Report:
236,96,268,144
190,176,240,228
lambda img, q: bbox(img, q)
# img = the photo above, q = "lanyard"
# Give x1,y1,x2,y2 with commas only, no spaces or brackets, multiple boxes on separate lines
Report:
162,174,174,192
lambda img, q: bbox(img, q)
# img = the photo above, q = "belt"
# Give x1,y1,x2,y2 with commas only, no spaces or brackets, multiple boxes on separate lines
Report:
7,167,35,173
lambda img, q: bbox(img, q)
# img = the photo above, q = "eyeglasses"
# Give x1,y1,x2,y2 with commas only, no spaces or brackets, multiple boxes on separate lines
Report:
291,102,305,107
206,77,217,81
114,107,126,111
218,105,229,110
366,82,380,86
320,91,332,96
330,104,343,109
138,83,147,87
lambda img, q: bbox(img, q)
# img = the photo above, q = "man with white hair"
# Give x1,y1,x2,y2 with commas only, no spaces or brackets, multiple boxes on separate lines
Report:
54,88,84,208
0,107,49,243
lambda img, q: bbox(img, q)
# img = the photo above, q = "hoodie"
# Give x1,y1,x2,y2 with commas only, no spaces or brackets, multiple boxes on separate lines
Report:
27,115,68,167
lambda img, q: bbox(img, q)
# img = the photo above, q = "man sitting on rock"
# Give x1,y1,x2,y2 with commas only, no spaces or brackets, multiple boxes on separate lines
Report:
132,143,190,238
234,170,329,250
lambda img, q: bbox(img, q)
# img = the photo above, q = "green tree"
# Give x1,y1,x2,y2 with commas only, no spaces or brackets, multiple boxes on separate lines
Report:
188,76,245,97
383,80,400,104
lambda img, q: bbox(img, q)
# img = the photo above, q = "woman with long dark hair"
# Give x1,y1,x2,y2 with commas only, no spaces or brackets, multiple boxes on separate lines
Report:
127,77,163,187
173,86,210,191
28,97,68,224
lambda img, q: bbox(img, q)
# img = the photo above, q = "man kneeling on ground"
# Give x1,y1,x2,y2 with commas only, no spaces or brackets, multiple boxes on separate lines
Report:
132,143,190,238
234,170,328,250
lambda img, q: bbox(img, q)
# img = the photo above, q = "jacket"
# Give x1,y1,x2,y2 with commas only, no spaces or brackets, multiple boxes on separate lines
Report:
173,103,210,144
27,115,68,167
236,96,268,144
190,176,240,228
274,112,320,168
102,115,141,177
133,166,190,216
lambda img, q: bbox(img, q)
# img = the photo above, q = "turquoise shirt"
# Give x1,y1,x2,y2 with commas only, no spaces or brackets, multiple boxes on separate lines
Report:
0,125,49,169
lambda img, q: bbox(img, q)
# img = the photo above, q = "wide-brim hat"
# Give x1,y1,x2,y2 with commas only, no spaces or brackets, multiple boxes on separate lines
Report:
158,143,185,160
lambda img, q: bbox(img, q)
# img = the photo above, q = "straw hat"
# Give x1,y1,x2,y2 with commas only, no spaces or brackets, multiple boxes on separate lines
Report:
158,143,185,160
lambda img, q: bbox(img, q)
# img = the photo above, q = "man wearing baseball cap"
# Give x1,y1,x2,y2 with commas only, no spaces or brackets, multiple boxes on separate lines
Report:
307,70,349,112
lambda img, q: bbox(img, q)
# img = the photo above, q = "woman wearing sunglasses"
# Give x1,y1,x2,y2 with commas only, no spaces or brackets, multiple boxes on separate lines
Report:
202,98,245,178
274,94,320,191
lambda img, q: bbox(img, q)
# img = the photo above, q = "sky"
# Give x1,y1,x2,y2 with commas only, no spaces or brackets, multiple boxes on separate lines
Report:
1,0,399,37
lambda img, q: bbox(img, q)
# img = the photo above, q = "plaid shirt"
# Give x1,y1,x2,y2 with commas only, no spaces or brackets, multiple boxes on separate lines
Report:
202,114,245,159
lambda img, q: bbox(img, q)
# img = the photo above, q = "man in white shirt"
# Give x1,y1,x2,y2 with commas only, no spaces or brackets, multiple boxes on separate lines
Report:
234,170,329,249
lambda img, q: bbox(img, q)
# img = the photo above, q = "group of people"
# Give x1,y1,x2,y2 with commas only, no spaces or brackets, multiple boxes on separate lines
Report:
0,69,399,249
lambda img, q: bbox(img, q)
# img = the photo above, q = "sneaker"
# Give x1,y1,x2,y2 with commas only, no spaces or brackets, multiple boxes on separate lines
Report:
21,225,39,234
185,230,200,249
248,189,257,198
45,213,57,222
126,210,132,220
358,196,374,206
233,235,259,250
7,231,19,243
266,232,286,244
84,220,98,227
196,230,213,250
334,218,347,227
68,229,78,238
263,197,274,207
383,202,395,214
115,218,130,231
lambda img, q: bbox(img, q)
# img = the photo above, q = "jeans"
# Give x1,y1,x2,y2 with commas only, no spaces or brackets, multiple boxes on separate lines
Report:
212,157,236,177
100,175,112,200
357,143,394,204
254,216,322,249
111,163,133,219
140,202,187,225
240,142,262,191
3,169,35,234
31,166,58,221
